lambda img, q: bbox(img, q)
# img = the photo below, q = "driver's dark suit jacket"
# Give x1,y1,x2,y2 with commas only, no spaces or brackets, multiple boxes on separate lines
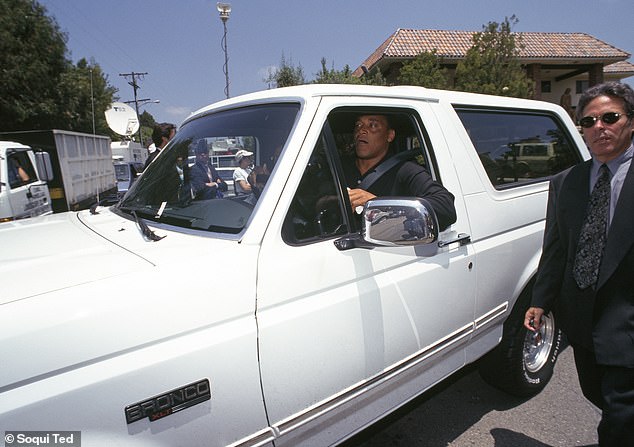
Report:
342,156,457,231
531,157,634,367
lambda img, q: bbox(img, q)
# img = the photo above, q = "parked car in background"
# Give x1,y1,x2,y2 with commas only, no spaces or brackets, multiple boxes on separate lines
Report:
113,161,144,199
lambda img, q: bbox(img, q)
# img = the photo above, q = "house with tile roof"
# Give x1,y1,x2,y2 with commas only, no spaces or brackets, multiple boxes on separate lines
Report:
354,29,634,113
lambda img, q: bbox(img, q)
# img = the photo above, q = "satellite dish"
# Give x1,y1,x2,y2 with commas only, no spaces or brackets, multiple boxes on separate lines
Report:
105,102,140,136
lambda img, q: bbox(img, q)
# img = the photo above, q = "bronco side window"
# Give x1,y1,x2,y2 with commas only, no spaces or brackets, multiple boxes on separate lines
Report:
455,107,581,189
282,128,349,244
282,106,439,245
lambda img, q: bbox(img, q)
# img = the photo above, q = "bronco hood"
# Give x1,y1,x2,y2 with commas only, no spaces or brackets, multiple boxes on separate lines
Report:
0,212,152,305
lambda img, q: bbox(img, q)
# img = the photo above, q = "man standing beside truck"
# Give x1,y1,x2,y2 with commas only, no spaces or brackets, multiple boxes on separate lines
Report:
525,81,634,446
144,122,176,170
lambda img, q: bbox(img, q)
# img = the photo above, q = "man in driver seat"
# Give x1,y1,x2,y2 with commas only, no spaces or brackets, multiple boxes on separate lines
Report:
343,114,456,231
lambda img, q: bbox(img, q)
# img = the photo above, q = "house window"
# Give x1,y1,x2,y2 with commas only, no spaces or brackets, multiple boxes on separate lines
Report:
541,81,551,93
576,80,589,94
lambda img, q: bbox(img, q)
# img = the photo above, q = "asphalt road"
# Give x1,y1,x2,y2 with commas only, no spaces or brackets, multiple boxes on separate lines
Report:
343,345,601,447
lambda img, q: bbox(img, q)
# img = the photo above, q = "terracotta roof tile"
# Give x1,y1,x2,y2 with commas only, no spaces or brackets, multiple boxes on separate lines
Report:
604,60,634,74
356,29,631,73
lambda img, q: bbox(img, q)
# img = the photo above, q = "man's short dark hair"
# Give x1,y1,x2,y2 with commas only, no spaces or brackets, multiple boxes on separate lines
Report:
576,82,634,121
152,122,176,147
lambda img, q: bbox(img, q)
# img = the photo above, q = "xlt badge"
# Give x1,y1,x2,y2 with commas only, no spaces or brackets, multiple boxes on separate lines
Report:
125,378,211,424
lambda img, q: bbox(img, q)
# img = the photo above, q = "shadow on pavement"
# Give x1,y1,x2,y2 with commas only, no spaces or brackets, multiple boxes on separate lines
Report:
343,340,587,447
341,363,532,446
490,428,551,446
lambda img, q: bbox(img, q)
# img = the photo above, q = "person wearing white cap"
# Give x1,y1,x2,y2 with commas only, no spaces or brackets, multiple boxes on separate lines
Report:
233,149,254,196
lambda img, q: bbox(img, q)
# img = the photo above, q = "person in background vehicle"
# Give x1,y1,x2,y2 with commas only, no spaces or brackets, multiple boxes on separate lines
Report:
233,149,254,196
525,81,634,446
144,122,176,170
190,140,227,200
8,158,30,186
342,114,456,230
164,149,192,204
243,166,270,206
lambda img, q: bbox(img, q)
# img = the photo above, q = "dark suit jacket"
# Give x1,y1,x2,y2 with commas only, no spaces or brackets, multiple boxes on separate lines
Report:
532,157,634,367
341,156,457,231
190,162,227,200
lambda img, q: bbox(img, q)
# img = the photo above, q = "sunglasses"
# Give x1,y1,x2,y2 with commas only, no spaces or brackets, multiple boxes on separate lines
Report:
578,112,627,128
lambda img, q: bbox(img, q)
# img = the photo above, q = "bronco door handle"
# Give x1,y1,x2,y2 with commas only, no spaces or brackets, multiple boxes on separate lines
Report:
438,233,471,248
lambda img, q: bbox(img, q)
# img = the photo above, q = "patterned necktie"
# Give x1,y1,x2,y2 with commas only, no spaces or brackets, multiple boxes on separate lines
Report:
572,164,611,290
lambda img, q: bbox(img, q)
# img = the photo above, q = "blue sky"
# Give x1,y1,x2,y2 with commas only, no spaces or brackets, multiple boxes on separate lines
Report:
39,0,633,126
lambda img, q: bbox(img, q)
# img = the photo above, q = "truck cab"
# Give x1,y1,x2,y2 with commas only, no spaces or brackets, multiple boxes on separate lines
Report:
0,141,53,222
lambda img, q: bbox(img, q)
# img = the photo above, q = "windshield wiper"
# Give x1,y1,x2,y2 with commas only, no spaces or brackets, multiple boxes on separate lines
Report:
90,196,119,214
132,211,166,242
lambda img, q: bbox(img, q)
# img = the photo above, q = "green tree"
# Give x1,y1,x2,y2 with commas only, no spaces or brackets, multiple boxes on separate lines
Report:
355,65,387,86
138,110,157,145
0,0,118,132
398,50,450,89
455,16,532,98
366,69,387,86
270,54,305,88
58,58,116,134
0,0,68,130
314,58,363,85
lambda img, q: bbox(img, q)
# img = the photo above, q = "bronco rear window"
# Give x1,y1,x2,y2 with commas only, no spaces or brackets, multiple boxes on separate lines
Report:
454,107,581,189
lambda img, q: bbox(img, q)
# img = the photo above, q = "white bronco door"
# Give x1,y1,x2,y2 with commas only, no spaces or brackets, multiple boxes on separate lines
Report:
256,99,476,446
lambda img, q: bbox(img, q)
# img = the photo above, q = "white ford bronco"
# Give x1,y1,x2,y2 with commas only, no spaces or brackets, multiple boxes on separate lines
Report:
0,85,588,446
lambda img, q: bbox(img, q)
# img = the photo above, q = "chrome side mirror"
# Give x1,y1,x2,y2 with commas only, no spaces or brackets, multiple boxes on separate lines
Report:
335,197,438,250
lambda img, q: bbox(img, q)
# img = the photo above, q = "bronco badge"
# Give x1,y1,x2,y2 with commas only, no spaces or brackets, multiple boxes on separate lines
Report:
125,378,211,424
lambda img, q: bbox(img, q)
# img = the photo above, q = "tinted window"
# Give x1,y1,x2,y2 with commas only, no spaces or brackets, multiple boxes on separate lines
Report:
283,129,348,244
114,164,131,181
455,108,581,189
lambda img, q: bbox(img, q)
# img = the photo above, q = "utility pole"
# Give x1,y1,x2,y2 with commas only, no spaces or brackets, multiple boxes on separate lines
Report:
119,71,148,145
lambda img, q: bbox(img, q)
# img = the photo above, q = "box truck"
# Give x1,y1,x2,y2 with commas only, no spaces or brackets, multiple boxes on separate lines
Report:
0,130,117,212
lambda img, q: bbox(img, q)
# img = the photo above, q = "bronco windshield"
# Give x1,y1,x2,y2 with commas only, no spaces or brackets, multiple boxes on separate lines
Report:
116,103,300,234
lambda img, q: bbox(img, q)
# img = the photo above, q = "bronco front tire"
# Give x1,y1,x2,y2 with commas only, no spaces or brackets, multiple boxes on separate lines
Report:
478,310,562,397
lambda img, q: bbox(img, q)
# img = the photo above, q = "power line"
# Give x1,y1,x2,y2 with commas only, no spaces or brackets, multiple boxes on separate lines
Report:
119,72,149,145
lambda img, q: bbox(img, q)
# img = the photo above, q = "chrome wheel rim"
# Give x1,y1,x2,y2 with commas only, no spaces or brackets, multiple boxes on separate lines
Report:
523,312,555,374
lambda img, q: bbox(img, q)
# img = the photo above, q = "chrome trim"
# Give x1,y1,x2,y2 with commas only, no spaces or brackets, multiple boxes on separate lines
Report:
474,302,508,329
273,322,474,437
254,303,509,443
228,427,276,447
